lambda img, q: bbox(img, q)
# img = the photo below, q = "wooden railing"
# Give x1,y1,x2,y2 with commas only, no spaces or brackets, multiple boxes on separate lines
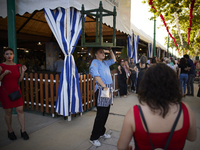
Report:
20,70,119,117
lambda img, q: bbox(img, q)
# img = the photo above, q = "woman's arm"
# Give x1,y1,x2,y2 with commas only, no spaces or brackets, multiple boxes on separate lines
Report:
118,107,135,150
94,76,107,91
0,66,11,81
19,65,27,82
178,68,181,78
118,65,122,74
110,49,116,62
184,102,197,141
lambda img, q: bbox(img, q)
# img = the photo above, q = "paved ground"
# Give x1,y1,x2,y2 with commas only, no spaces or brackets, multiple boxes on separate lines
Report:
0,84,200,150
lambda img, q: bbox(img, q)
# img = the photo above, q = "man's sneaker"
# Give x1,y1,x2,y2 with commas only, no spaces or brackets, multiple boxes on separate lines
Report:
90,140,101,147
100,133,111,139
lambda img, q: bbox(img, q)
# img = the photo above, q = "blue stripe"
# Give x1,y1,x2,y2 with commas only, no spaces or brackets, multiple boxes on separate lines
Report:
60,8,68,55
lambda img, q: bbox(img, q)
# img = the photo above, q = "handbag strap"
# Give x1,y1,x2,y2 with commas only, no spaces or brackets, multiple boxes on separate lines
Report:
2,84,9,95
137,103,182,150
164,103,182,149
138,105,155,149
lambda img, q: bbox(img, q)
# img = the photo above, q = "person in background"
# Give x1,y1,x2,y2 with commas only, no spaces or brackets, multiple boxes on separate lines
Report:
124,58,130,95
129,58,137,93
117,63,196,150
89,47,116,147
195,60,200,77
0,47,29,141
136,55,149,94
54,54,64,73
184,54,195,96
151,57,157,65
174,60,179,73
117,59,127,98
164,57,176,71
178,58,189,97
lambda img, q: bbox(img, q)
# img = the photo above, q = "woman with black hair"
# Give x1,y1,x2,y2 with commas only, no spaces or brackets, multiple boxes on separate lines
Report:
0,47,29,140
117,59,127,98
118,63,196,150
178,58,189,97
136,55,149,94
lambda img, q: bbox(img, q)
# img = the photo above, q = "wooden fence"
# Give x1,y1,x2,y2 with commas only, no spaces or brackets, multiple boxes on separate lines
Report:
20,70,119,117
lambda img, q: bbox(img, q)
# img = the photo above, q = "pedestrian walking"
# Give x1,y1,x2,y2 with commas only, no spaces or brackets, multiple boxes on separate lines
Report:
184,54,195,96
178,58,189,97
129,58,137,93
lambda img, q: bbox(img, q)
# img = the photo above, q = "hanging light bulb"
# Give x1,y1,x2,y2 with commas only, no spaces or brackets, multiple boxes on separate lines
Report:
37,42,42,45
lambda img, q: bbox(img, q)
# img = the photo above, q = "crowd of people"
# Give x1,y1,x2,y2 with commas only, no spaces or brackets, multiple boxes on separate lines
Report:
117,54,197,99
89,48,197,149
0,46,197,149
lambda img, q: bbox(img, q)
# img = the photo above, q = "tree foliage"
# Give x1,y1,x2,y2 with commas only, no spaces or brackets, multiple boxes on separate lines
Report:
142,0,200,56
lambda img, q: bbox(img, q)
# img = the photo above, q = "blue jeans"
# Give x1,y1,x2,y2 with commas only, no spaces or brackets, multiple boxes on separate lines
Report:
179,73,188,94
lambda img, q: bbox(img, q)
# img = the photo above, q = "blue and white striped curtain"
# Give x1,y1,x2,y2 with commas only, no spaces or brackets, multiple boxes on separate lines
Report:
147,43,153,58
133,34,139,63
44,7,84,116
127,33,139,64
162,50,166,58
127,34,133,59
157,47,161,58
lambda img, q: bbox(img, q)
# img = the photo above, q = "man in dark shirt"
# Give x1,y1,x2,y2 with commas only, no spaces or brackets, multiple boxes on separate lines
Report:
184,54,195,96
129,58,137,93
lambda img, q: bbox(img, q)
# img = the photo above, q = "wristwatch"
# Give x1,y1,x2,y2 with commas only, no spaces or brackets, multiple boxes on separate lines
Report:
102,86,106,90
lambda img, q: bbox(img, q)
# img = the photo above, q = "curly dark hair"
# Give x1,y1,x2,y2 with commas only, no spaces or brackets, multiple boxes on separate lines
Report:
138,63,182,118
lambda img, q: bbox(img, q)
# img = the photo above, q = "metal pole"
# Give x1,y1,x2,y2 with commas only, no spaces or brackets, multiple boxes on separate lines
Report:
153,14,156,57
7,0,17,63
7,0,17,114
167,34,169,58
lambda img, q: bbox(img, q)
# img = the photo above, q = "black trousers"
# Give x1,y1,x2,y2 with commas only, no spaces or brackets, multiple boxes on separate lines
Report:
130,73,136,91
90,90,110,141
187,74,195,95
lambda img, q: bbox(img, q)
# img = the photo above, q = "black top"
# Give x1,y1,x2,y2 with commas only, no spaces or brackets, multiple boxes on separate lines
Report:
178,64,188,74
117,65,127,81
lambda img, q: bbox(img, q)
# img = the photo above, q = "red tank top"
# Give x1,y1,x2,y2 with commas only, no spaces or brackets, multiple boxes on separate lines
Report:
133,102,189,150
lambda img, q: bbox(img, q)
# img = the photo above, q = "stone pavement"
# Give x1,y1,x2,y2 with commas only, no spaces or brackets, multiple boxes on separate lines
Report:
0,84,200,150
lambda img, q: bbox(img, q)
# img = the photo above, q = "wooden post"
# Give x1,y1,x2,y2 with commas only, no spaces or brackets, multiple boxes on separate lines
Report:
45,74,49,113
40,74,44,112
30,73,34,110
25,73,29,109
50,74,54,114
35,73,39,111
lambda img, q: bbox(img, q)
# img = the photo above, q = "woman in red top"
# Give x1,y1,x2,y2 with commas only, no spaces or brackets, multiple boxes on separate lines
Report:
117,63,196,150
0,47,29,140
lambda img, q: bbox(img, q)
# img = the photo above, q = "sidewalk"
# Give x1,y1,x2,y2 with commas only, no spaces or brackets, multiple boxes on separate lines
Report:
0,84,200,150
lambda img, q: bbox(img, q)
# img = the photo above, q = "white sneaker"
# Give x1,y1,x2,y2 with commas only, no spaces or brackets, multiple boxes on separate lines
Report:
100,133,111,139
90,140,101,147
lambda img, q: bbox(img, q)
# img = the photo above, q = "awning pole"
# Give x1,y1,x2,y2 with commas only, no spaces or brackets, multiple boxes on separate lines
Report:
153,14,156,57
167,34,169,58
7,0,17,63
7,0,17,114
